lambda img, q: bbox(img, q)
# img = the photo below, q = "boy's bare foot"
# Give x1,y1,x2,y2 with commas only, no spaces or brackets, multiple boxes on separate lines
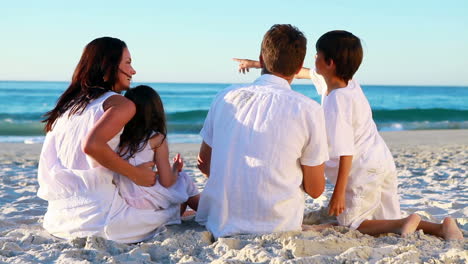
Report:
441,217,463,241
302,224,333,232
401,214,421,237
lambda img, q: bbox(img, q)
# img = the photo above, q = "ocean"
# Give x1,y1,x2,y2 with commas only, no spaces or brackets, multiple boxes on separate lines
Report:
0,81,467,144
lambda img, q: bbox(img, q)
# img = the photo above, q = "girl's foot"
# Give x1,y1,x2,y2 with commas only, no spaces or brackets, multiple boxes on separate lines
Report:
441,217,463,241
401,214,421,237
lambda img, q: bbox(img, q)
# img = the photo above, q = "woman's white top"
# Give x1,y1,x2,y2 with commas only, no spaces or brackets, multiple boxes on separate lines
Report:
37,91,179,243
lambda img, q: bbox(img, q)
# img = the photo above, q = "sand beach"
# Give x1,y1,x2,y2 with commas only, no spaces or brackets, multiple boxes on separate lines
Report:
0,130,466,263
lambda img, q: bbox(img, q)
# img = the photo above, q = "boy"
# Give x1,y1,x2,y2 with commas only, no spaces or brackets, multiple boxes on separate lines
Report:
234,30,463,240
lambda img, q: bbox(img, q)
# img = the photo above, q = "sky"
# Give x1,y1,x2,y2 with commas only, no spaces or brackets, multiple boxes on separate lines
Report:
1,0,467,86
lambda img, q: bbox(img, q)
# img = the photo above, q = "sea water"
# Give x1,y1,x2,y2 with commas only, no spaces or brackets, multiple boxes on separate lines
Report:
1,81,467,143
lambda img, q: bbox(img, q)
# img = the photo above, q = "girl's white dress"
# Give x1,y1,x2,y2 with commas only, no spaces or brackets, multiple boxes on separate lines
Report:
114,134,199,210
37,91,193,243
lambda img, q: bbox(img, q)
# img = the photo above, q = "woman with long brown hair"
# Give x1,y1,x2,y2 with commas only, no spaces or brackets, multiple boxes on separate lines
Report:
38,37,182,243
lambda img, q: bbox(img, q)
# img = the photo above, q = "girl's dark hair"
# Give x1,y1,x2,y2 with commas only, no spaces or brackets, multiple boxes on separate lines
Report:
118,85,167,158
43,37,127,132
316,30,363,82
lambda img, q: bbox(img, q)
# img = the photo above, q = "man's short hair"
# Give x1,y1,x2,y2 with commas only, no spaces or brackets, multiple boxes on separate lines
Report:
261,24,307,77
316,30,363,82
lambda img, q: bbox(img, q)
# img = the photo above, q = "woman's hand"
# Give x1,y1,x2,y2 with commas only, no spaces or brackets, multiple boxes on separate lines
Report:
232,58,261,74
84,95,160,186
172,153,184,173
132,161,157,187
328,192,346,216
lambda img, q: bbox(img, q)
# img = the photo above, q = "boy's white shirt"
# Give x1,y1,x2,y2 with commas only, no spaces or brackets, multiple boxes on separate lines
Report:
309,70,400,229
310,69,327,97
309,69,395,184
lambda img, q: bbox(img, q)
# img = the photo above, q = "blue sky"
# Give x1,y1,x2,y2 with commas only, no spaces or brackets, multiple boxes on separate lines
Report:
1,0,467,85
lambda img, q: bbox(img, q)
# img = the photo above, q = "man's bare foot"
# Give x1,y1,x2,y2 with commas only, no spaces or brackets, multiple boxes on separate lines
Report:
401,214,421,237
180,202,188,216
441,217,463,241
302,224,333,232
182,210,196,217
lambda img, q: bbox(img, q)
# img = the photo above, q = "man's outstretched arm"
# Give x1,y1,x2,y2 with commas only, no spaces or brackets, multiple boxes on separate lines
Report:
233,58,311,79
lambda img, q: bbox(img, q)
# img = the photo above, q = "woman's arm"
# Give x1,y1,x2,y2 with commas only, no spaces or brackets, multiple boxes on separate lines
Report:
83,95,157,187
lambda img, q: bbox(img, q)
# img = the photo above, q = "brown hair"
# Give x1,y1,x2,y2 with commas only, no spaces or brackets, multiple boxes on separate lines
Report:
118,85,167,158
316,30,363,82
43,37,127,132
261,24,307,76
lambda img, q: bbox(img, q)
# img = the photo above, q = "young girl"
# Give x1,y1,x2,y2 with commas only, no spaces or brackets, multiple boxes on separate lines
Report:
233,30,463,240
115,85,200,217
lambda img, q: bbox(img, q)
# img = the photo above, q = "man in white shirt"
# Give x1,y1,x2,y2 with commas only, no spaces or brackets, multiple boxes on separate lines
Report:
195,24,329,238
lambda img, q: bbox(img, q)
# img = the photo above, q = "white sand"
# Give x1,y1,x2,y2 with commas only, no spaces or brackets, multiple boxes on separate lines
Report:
0,130,466,263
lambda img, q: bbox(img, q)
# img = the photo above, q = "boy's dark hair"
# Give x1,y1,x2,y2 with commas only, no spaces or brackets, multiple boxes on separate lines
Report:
261,24,307,76
316,30,363,82
118,85,167,158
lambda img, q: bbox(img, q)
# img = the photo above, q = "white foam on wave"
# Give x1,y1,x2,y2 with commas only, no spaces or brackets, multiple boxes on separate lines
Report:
0,136,45,144
378,121,468,131
0,135,201,144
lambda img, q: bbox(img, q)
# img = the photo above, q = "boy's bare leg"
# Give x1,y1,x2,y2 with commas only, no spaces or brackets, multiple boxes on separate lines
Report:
417,217,463,240
357,214,421,236
441,217,463,240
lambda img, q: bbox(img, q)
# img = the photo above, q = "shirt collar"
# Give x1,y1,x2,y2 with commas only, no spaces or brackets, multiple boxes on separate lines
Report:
254,74,292,90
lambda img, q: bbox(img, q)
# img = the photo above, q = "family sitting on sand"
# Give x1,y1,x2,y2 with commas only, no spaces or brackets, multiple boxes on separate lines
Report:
37,24,463,243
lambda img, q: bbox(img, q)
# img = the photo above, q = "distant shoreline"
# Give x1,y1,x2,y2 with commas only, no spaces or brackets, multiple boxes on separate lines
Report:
1,129,466,156
1,129,468,145
1,80,468,87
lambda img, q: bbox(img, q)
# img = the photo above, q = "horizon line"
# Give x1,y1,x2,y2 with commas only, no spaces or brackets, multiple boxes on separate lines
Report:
1,79,467,88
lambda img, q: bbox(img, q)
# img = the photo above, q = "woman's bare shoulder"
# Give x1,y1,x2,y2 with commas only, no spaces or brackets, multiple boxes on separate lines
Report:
103,94,135,112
